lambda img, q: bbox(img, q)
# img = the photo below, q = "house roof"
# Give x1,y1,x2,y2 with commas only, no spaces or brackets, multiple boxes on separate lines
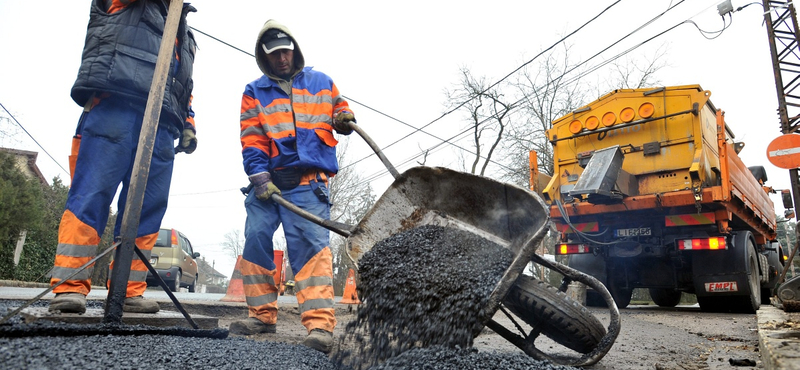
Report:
0,147,47,185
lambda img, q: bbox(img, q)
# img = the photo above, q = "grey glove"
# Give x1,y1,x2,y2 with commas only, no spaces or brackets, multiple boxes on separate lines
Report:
179,128,197,154
332,112,355,135
249,172,281,201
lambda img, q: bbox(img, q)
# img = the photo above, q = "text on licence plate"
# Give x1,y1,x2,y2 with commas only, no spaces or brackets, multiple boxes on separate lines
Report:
615,227,651,237
705,282,738,292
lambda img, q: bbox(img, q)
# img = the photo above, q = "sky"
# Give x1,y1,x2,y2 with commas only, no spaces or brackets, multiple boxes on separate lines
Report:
0,0,793,279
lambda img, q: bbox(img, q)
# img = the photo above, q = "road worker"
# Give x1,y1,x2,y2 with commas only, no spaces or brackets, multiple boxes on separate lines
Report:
229,19,355,354
48,0,198,314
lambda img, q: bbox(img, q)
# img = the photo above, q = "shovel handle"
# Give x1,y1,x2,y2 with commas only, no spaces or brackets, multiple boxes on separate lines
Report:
270,193,353,237
347,121,400,179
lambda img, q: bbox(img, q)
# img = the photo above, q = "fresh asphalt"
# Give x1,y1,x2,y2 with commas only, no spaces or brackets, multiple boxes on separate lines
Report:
1,281,799,369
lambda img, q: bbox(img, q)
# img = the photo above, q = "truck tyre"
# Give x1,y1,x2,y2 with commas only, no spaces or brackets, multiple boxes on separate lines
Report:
188,275,197,293
503,275,606,354
700,234,761,313
649,288,682,307
737,241,761,313
762,246,784,304
609,283,633,309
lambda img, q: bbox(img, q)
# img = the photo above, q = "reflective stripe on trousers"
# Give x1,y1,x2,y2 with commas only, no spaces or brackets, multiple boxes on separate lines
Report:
50,97,176,297
240,258,279,323
242,182,336,332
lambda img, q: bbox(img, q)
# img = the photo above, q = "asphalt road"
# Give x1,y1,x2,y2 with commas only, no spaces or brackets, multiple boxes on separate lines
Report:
1,284,799,369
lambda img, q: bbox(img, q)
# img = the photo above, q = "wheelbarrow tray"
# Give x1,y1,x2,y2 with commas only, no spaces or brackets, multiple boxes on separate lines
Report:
343,166,619,366
346,166,549,324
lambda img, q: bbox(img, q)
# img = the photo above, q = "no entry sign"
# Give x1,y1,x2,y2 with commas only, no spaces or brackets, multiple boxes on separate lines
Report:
767,134,800,169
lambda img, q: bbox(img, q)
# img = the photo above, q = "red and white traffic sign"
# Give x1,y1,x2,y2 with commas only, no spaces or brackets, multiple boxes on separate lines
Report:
767,134,800,169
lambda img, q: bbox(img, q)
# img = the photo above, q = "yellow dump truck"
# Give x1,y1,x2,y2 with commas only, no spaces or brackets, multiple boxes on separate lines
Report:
536,85,785,313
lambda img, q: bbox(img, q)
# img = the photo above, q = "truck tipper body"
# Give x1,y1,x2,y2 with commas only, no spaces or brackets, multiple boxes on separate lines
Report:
538,85,785,312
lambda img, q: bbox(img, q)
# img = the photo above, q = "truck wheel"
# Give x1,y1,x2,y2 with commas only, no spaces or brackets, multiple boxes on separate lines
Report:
188,275,197,293
502,275,606,354
735,242,761,313
762,247,784,304
649,288,682,307
609,284,632,309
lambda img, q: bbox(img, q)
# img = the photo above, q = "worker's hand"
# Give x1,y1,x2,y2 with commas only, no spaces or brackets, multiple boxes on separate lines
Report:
249,171,281,201
179,128,197,154
332,112,355,135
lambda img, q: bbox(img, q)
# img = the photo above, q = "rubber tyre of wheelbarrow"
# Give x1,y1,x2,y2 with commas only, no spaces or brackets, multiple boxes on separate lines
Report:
502,275,606,354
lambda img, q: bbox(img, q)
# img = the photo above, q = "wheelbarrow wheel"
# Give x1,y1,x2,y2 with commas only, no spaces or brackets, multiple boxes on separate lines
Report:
502,275,606,354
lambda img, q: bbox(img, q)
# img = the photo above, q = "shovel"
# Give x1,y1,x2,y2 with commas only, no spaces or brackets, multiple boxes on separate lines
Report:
265,121,393,238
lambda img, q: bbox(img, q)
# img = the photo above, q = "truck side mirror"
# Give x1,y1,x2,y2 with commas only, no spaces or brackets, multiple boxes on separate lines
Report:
782,189,794,210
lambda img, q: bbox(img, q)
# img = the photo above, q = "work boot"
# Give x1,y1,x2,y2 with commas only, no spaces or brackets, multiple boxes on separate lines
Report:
229,317,277,335
122,296,160,313
48,293,87,314
302,329,334,353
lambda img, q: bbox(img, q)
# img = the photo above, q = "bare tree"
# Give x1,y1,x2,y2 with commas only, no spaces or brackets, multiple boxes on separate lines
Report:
501,43,589,187
0,115,23,148
497,42,669,188
444,67,516,176
222,229,245,261
601,44,669,90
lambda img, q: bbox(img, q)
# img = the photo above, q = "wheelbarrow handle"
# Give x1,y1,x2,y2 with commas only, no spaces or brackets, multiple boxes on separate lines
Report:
347,121,400,179
270,193,354,238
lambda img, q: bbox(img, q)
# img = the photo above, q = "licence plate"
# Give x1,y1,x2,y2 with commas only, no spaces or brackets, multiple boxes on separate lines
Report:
705,282,738,292
614,227,651,237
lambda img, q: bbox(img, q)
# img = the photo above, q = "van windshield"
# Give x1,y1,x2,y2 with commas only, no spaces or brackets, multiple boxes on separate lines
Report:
155,229,173,248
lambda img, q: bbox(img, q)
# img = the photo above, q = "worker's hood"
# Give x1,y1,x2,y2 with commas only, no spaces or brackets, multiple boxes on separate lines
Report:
255,19,305,79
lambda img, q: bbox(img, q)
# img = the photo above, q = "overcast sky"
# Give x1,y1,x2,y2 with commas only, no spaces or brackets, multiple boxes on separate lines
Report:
0,0,791,278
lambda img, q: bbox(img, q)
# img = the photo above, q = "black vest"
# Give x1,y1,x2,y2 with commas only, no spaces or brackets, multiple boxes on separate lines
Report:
71,0,197,133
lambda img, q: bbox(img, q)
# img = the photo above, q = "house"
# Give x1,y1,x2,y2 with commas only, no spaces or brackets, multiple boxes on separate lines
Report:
1,148,47,186
197,257,229,293
1,148,47,266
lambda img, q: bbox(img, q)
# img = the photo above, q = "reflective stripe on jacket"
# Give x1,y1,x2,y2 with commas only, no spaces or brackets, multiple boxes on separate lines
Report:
240,68,352,176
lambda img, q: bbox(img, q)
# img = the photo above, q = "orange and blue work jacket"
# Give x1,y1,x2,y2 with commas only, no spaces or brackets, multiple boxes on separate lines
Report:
240,67,352,178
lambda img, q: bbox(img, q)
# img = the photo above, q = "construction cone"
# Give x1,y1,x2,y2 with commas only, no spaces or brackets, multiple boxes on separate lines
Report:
221,255,245,302
338,268,361,304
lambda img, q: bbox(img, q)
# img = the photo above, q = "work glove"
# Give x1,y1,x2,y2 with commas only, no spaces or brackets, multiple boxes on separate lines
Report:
179,128,197,154
249,171,281,201
332,112,355,135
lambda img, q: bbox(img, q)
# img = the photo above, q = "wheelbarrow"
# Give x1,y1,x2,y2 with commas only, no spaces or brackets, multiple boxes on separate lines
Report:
269,123,621,367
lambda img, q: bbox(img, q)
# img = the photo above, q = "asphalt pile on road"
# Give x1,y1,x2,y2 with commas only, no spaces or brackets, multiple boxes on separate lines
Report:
0,325,336,369
333,224,519,369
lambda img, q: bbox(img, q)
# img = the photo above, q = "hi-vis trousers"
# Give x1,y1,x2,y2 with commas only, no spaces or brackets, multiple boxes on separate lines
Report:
241,179,336,333
50,98,176,297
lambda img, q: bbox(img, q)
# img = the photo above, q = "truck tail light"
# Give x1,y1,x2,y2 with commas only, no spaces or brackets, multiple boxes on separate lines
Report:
677,237,727,250
556,243,593,255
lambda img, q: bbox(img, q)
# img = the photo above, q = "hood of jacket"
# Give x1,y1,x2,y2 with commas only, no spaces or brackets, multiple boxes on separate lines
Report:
255,19,305,80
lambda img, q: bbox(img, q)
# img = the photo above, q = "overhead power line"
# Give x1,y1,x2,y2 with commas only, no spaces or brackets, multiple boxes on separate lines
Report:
359,0,698,185
0,102,70,177
191,0,734,191
361,0,754,186
341,0,625,172
188,0,623,177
